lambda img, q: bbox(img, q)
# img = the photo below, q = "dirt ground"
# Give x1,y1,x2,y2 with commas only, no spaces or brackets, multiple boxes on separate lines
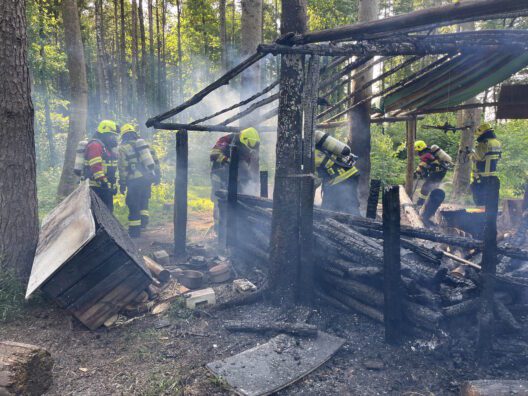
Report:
3,213,528,396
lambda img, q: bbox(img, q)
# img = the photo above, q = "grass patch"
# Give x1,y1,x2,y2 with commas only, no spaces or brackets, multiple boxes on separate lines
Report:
144,371,181,396
0,269,44,323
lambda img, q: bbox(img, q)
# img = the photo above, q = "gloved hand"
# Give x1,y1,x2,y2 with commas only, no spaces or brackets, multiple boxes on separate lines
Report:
413,171,420,180
119,184,127,195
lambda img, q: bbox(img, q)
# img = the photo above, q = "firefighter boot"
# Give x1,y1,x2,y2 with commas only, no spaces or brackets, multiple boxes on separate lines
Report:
420,188,445,227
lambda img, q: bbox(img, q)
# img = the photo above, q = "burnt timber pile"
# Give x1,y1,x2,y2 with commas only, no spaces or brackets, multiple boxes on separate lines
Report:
26,182,153,330
217,190,528,336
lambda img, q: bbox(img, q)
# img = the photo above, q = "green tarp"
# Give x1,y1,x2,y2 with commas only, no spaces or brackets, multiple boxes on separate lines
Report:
382,51,528,113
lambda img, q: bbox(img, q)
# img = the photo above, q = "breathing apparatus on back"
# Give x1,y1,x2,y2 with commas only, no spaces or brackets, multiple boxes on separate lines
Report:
315,130,357,168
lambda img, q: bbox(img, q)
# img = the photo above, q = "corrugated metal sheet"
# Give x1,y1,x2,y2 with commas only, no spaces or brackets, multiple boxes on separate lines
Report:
382,52,528,114
497,85,528,119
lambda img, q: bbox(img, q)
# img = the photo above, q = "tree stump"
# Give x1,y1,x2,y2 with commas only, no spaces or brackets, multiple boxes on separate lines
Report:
461,380,528,396
0,341,53,395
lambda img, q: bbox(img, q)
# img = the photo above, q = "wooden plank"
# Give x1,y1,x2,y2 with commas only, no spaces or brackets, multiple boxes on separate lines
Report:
477,177,500,362
206,332,344,396
399,185,425,228
67,262,138,316
27,182,96,298
41,231,118,298
405,118,417,197
461,380,528,396
227,145,239,248
53,250,129,307
76,270,150,330
382,186,403,345
174,129,189,255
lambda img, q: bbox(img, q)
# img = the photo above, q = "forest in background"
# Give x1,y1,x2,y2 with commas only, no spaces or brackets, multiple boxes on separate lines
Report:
30,0,528,226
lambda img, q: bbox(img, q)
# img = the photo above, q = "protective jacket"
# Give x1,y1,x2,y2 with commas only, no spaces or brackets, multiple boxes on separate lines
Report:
415,148,448,178
118,138,160,185
471,132,502,179
210,134,252,173
85,139,118,189
315,149,359,187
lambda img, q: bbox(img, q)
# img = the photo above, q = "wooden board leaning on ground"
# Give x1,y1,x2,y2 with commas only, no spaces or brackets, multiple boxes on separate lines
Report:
26,182,153,330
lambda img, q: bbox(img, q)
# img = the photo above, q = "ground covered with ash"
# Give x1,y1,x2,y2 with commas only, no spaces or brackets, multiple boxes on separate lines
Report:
2,223,528,395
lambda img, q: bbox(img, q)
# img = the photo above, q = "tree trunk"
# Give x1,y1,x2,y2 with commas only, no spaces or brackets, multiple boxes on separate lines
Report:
240,0,263,102
131,0,139,120
219,0,227,72
0,341,53,396
138,0,148,121
119,0,128,116
176,0,184,102
452,12,481,198
0,0,39,280
95,0,111,116
57,0,89,199
268,0,307,306
348,0,379,212
148,0,155,113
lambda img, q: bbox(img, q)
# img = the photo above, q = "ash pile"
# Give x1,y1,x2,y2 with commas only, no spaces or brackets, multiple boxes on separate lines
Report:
218,189,528,340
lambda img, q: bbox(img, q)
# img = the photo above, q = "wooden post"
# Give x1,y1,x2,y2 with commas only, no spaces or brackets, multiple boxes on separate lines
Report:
477,177,500,362
260,171,269,198
523,183,528,211
366,179,381,219
226,144,239,248
174,130,188,256
297,55,320,304
382,185,403,345
405,117,417,198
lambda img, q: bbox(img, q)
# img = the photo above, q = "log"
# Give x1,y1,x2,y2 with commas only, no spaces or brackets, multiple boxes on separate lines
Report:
288,1,528,45
143,256,171,283
443,298,480,318
325,288,384,323
190,80,279,125
223,321,318,338
403,300,443,331
399,186,425,229
494,298,522,332
315,289,352,312
0,341,53,396
322,272,384,308
146,52,265,126
220,93,279,126
461,380,528,396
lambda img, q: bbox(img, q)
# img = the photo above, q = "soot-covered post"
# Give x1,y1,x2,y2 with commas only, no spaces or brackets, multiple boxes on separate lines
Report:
174,129,188,256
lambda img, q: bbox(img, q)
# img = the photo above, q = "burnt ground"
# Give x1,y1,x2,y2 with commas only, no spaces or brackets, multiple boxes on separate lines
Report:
2,212,528,396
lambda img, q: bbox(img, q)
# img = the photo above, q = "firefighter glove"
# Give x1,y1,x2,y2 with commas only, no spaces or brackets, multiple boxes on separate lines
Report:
120,184,127,195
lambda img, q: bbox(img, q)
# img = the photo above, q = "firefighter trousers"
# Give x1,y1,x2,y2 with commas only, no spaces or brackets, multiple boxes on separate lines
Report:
322,176,360,216
471,176,499,206
126,178,151,238
91,186,115,213
416,171,446,207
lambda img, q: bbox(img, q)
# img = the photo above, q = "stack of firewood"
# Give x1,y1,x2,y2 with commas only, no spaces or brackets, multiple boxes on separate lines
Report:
219,192,528,334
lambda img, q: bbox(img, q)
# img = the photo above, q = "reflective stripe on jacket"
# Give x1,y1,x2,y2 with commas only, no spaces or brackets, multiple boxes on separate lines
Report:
85,140,118,188
472,138,502,178
315,149,359,186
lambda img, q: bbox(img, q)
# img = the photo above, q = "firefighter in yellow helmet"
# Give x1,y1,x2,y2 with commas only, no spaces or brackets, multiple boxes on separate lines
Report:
80,120,119,211
413,139,453,208
118,123,161,238
470,123,502,206
210,127,260,230
314,131,360,215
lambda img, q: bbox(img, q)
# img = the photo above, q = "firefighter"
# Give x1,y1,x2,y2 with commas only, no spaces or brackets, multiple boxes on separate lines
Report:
314,131,360,216
84,120,119,212
413,140,453,208
210,127,260,230
118,123,161,238
470,123,502,206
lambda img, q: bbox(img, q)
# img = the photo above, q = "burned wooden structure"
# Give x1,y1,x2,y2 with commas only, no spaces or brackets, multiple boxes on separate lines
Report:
146,0,528,350
26,182,152,330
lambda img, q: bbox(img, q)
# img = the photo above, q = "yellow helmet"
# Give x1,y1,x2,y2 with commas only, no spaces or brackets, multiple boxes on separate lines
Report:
414,140,427,152
97,120,118,134
475,123,493,137
121,123,137,136
239,127,260,149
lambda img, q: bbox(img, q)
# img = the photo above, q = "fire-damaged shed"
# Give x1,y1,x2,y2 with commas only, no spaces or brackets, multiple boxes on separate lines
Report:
26,182,152,330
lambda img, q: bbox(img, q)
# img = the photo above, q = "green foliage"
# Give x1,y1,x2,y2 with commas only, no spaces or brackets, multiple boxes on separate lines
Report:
0,270,26,323
495,120,528,197
371,127,406,185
